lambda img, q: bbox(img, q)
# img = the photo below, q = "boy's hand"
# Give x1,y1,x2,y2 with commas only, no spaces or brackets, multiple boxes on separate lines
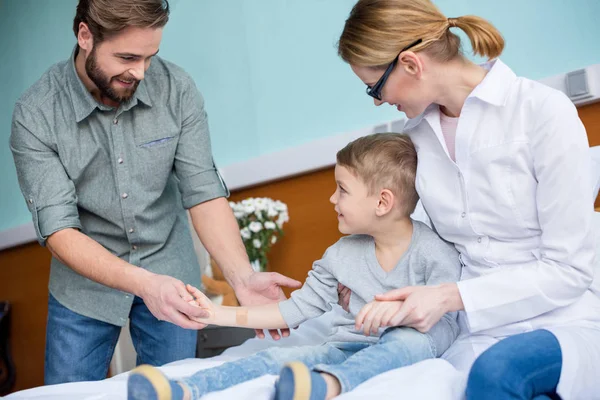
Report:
338,283,351,312
355,300,403,336
186,284,215,323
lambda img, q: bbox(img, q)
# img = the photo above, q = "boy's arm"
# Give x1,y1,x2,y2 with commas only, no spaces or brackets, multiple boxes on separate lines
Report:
423,237,461,341
187,284,288,328
277,257,340,328
188,247,340,329
423,237,462,286
210,305,289,329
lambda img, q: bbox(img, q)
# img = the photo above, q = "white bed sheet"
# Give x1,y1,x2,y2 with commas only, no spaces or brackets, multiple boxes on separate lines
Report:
6,305,466,400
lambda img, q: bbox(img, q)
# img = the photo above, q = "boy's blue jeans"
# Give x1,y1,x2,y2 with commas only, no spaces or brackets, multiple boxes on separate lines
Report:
45,293,197,384
181,326,435,398
466,329,562,400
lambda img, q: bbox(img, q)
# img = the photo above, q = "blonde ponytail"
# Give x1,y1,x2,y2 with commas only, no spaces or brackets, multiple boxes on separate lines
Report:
447,15,504,60
338,0,504,67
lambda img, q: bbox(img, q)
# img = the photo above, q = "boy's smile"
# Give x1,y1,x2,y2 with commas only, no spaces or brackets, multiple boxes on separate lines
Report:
330,164,378,235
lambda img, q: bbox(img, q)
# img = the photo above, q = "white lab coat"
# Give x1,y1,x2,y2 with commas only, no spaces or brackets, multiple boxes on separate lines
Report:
404,59,600,400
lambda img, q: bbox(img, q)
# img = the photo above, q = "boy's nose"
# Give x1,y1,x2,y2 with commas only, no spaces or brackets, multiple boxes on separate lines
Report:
374,98,384,107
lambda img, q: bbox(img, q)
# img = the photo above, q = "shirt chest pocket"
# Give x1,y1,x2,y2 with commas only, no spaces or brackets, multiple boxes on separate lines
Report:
132,114,180,154
132,132,180,190
134,134,179,162
138,136,177,149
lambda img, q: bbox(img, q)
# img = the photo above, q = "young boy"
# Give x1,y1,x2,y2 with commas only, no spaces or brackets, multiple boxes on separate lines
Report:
128,133,461,400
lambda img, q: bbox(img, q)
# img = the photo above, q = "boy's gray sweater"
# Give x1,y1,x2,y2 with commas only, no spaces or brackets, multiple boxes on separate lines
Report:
279,220,461,356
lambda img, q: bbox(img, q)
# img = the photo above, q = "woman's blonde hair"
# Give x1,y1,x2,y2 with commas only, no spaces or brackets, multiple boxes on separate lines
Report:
338,0,504,67
337,133,419,217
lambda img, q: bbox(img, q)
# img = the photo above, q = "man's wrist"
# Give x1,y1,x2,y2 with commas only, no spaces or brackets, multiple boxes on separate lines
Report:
130,269,156,298
225,265,254,292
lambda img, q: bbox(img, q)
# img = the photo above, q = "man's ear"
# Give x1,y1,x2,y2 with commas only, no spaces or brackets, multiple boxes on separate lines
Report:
399,51,424,78
77,22,94,52
375,189,395,217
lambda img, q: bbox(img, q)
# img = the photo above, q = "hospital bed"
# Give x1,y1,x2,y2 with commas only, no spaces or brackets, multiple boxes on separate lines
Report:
7,209,600,400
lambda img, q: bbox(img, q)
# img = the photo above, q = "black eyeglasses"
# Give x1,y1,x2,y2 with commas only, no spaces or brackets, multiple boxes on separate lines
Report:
366,38,423,101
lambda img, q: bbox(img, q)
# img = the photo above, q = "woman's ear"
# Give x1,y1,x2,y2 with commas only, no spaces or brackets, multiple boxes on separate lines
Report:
375,189,395,216
399,51,424,78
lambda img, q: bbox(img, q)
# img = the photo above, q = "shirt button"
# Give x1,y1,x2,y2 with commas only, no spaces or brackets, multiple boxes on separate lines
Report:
132,245,137,250
461,212,466,218
113,118,118,125
118,157,124,164
477,237,482,243
121,193,128,199
128,228,134,233
28,198,33,204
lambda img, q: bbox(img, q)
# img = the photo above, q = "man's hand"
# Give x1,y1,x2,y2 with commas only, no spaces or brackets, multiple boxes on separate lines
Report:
138,273,211,330
355,300,404,336
234,271,301,340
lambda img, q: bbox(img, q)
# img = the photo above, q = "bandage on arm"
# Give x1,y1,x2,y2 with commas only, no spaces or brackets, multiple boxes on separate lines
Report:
206,303,289,329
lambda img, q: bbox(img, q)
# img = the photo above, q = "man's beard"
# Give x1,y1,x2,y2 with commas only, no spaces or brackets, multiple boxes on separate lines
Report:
85,47,140,104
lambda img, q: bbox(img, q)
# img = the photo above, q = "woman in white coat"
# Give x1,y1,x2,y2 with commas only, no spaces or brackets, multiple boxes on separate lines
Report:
337,0,600,399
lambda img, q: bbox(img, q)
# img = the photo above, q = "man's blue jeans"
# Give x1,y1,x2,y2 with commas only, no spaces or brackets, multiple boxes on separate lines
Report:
45,293,197,385
466,329,562,400
180,326,435,398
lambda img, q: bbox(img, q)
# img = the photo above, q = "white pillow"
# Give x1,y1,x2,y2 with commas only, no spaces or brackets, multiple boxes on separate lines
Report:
589,146,600,202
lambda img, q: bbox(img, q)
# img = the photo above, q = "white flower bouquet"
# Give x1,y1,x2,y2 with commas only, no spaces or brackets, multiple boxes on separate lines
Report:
229,197,289,272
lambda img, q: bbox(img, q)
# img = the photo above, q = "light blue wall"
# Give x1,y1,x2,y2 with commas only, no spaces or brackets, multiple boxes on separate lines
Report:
0,0,79,233
2,0,600,232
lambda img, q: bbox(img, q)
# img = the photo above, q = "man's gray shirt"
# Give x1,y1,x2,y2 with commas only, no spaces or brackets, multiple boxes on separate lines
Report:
279,221,461,356
10,49,228,326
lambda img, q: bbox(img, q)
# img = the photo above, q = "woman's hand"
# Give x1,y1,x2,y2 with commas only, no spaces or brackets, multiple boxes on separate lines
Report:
355,300,404,336
374,284,464,333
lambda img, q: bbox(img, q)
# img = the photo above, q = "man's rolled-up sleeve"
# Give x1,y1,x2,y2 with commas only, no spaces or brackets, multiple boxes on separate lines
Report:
10,103,81,246
174,78,229,209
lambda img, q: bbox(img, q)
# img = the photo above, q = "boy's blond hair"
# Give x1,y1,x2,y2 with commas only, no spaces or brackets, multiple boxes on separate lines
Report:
336,133,419,217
